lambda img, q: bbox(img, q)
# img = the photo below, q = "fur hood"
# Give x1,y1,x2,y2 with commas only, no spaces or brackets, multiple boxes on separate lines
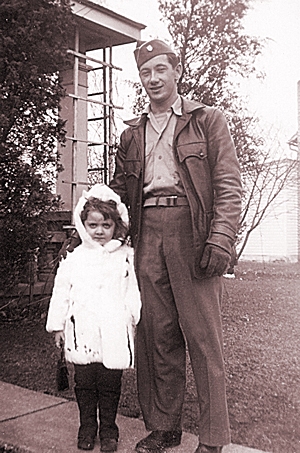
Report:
74,183,129,251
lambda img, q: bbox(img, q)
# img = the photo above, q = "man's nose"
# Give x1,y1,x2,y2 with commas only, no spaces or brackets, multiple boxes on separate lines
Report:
149,70,159,83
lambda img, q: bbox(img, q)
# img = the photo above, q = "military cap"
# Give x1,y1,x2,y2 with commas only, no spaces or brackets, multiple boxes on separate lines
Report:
134,39,178,69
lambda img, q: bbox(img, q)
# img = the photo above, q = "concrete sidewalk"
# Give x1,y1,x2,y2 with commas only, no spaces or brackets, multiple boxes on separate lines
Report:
0,381,269,453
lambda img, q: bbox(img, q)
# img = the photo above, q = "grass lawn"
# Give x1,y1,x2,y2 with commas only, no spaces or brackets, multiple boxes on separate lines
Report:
0,261,299,453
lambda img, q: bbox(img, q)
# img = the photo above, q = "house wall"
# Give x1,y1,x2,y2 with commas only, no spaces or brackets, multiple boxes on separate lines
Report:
239,174,298,262
239,79,300,264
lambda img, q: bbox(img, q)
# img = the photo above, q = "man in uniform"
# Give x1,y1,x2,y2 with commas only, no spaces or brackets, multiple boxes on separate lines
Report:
110,39,242,453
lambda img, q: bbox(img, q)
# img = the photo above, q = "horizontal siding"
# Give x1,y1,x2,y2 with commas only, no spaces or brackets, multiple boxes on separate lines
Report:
240,170,298,262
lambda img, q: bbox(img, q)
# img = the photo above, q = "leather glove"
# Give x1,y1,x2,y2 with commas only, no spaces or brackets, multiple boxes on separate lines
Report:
200,244,231,278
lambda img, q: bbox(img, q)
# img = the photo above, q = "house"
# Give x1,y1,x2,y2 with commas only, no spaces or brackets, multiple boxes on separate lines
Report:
239,80,300,263
57,0,145,213
237,159,298,262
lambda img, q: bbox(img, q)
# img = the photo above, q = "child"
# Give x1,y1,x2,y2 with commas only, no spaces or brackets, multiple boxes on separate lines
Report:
46,184,141,452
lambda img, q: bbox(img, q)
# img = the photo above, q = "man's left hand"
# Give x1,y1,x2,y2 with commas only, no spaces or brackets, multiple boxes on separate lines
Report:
200,244,231,278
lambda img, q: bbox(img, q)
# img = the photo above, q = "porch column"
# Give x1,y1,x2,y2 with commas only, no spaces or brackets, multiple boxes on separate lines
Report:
56,33,89,214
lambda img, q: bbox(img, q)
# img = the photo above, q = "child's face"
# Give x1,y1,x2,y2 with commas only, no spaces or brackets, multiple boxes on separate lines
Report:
84,210,115,245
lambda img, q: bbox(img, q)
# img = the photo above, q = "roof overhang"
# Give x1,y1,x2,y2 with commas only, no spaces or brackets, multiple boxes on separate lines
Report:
72,0,145,51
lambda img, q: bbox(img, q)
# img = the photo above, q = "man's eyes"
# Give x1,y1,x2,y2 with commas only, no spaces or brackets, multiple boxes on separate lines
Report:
140,67,167,77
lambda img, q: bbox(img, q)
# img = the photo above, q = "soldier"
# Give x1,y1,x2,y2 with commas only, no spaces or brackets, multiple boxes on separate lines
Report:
110,39,242,453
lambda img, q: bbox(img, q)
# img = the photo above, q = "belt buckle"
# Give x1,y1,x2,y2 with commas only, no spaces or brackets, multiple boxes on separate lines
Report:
166,196,178,206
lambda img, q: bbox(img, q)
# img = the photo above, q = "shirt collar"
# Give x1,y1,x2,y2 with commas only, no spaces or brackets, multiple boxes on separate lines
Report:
143,95,182,116
171,95,182,116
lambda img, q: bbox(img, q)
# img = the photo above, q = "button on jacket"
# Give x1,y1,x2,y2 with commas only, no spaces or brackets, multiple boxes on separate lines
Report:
110,97,242,278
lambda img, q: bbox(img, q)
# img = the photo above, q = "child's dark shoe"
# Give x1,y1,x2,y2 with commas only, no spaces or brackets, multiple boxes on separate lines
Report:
100,438,118,452
77,434,95,450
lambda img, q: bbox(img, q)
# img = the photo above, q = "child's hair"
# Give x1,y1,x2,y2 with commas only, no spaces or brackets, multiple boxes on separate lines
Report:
80,197,128,241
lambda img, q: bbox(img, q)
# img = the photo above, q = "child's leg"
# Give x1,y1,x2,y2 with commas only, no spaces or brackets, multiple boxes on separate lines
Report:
96,364,122,441
74,363,99,448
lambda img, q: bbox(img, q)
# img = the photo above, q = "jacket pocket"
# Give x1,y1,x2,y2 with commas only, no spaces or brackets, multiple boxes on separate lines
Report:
176,141,213,232
176,141,207,163
124,160,141,179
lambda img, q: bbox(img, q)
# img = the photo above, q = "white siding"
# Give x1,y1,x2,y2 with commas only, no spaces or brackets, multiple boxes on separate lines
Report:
239,166,298,262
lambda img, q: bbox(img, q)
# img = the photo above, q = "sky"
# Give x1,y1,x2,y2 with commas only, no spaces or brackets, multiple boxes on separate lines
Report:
103,0,300,151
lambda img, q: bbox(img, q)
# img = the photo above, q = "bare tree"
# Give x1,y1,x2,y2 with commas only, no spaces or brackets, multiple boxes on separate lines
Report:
237,135,297,259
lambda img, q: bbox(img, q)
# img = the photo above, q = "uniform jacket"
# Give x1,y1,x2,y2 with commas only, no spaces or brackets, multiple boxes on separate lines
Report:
110,97,242,278
46,185,141,369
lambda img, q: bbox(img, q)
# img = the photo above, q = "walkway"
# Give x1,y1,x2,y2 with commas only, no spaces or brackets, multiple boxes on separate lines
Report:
0,381,270,453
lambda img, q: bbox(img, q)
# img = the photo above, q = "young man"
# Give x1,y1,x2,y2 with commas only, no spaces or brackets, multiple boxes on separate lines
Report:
110,39,242,453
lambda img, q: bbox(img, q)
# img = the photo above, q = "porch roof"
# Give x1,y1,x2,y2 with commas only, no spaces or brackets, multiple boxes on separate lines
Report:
72,0,145,51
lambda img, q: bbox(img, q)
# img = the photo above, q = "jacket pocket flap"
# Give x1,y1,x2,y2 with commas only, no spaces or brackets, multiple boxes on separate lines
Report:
177,142,207,163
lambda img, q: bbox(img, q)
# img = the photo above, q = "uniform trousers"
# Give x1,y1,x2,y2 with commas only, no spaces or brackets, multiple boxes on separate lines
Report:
135,206,230,447
74,363,122,441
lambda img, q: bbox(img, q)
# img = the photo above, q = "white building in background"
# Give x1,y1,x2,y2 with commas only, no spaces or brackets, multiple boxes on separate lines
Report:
239,167,298,262
240,81,300,263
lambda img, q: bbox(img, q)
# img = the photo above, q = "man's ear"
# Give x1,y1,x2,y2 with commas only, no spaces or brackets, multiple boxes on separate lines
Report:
175,63,183,81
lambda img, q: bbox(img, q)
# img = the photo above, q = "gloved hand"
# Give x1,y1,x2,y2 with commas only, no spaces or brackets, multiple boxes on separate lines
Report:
200,244,231,278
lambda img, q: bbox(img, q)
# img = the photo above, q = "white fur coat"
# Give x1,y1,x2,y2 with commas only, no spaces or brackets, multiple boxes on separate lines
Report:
46,185,141,369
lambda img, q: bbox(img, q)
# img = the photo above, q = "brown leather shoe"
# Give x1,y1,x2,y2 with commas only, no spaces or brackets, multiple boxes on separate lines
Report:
195,444,223,453
135,430,182,452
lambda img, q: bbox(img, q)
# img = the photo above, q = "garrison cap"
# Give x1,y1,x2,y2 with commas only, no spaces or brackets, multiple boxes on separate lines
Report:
134,39,178,70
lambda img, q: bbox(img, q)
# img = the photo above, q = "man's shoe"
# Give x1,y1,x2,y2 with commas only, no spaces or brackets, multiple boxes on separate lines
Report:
77,435,95,450
195,443,223,453
100,438,118,452
135,430,182,452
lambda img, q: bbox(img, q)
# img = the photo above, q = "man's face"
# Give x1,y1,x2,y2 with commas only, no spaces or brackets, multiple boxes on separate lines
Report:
139,54,182,108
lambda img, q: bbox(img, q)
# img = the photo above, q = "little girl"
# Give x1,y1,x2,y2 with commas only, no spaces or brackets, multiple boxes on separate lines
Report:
46,184,141,452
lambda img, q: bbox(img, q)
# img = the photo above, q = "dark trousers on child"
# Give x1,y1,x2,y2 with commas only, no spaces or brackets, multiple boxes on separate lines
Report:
74,363,123,441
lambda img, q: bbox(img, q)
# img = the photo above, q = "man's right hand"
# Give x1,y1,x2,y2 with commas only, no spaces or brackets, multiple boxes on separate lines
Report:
59,231,81,260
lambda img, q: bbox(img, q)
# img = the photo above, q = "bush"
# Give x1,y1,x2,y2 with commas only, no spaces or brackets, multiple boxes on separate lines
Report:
0,0,74,291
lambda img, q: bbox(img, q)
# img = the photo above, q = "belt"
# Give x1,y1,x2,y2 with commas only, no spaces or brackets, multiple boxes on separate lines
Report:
143,195,189,207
